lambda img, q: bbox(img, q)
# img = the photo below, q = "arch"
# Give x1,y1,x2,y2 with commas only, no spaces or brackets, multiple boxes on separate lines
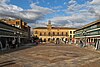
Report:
53,38,55,41
66,32,68,36
40,38,42,42
56,38,59,40
53,32,55,36
44,38,46,42
48,38,51,41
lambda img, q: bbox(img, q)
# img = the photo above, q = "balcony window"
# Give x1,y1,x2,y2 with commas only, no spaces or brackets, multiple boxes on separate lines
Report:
53,32,55,36
57,32,59,36
66,32,68,36
70,35,72,38
70,31,72,34
35,31,38,34
62,32,63,36
16,22,19,25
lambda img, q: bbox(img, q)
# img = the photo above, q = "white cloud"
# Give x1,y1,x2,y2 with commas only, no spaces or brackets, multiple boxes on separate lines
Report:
30,3,54,14
0,0,10,4
51,6,63,10
0,0,100,28
64,2,67,5
0,4,23,11
47,0,100,28
49,14,88,28
0,1,55,24
90,0,100,5
29,21,47,28
68,0,76,5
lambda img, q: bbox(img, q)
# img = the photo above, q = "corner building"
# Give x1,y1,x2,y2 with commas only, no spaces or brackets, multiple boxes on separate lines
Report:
75,20,100,46
33,20,77,42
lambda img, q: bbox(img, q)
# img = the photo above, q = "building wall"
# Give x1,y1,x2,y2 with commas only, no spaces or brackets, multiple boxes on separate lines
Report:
0,19,31,39
75,20,100,45
33,21,76,42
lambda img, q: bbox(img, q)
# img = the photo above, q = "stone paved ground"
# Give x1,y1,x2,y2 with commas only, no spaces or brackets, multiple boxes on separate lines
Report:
0,43,100,67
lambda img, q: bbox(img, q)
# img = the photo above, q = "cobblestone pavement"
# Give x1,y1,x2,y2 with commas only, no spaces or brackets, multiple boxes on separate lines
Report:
0,43,100,67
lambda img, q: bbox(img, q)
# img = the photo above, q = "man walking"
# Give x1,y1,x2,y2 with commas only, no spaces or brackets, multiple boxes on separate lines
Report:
80,40,83,48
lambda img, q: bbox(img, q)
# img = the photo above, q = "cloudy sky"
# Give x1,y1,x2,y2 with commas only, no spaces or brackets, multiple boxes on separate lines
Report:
0,0,100,28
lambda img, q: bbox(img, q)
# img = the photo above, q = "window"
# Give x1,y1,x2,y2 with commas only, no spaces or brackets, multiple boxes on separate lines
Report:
35,31,38,34
48,38,50,41
44,39,46,42
62,32,63,36
70,31,72,34
53,38,55,41
73,31,75,34
16,22,19,25
90,25,97,29
53,32,55,36
70,35,72,38
66,32,68,36
57,32,59,36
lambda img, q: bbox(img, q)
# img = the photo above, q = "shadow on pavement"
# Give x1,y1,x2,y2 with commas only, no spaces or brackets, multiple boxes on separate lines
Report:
0,60,16,67
0,43,39,55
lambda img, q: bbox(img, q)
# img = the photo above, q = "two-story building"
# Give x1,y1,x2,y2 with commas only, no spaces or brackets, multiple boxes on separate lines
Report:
75,20,100,48
0,19,31,50
33,20,77,42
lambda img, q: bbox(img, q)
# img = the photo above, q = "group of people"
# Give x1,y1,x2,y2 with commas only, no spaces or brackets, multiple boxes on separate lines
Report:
55,38,69,44
63,38,68,44
56,38,60,44
79,40,84,48
79,39,100,50
0,38,20,50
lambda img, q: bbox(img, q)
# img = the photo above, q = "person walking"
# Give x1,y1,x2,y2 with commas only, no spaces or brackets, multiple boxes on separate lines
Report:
95,39,100,50
0,41,3,50
56,38,59,44
63,38,66,44
6,40,9,49
12,39,16,48
80,40,83,48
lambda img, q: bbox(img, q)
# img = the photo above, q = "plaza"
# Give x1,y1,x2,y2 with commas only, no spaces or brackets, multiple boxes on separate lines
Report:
0,43,100,67
0,0,100,67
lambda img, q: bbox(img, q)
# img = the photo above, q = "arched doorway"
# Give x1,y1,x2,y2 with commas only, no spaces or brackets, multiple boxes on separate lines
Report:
44,38,46,42
48,38,51,41
53,38,55,41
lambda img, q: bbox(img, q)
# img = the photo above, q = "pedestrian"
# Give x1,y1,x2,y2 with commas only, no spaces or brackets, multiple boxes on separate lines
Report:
56,39,58,44
6,40,9,49
66,40,68,44
0,41,3,50
12,39,16,48
8,39,12,48
95,39,100,50
56,38,59,44
63,38,66,44
80,40,83,48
